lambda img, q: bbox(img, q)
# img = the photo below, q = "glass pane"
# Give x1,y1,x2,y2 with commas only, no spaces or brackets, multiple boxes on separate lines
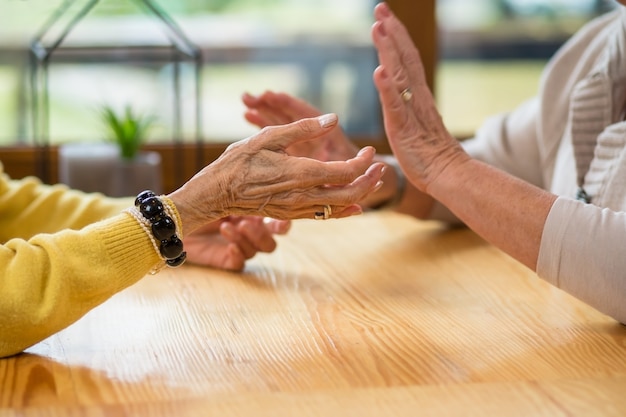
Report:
0,0,379,146
436,0,616,137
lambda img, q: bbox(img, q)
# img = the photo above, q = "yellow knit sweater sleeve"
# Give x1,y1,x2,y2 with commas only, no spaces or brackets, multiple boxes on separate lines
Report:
0,167,135,240
0,166,162,357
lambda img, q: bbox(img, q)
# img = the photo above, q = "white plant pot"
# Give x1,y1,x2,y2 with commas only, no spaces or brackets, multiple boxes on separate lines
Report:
58,143,162,197
112,151,162,197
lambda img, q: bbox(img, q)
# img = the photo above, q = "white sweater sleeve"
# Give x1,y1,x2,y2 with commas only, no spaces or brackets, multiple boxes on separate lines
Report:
462,98,545,188
537,196,626,323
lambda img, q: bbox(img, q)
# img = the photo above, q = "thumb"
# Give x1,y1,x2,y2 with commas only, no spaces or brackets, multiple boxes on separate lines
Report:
264,218,291,234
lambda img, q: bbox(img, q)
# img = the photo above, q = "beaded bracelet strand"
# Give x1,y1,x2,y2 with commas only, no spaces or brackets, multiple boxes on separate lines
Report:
125,190,187,272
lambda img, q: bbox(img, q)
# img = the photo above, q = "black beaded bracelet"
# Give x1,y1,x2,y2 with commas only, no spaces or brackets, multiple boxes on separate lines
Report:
133,190,187,268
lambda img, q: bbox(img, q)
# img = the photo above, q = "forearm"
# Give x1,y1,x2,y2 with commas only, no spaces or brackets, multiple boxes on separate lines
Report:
428,158,557,270
0,174,131,241
0,214,158,357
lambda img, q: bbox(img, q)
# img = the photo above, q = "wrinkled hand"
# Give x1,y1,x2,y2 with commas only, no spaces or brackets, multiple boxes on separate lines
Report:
371,3,470,193
183,216,291,271
169,114,385,234
242,91,359,161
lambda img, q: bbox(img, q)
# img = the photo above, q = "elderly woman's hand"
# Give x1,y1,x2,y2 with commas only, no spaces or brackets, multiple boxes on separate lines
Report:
184,216,290,271
242,91,359,162
169,114,384,234
371,3,470,193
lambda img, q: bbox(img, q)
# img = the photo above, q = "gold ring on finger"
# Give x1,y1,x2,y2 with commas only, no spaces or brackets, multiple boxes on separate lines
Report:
323,204,332,220
314,205,332,220
400,88,413,102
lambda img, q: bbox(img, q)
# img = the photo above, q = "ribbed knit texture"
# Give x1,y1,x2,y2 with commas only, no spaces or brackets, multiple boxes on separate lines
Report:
586,123,626,209
569,71,611,187
0,165,162,357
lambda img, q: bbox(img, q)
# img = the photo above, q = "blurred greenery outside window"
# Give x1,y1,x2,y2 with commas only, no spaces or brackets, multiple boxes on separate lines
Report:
436,0,616,137
0,0,378,146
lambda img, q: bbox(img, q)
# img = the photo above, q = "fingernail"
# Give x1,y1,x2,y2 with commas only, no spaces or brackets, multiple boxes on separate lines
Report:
318,113,338,128
374,180,384,192
376,66,388,80
357,146,372,157
379,3,391,17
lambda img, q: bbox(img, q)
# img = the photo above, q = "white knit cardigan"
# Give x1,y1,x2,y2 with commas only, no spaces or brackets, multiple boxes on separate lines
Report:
455,8,626,323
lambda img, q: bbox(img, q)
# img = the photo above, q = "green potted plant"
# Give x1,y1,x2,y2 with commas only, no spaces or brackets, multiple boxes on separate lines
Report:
100,104,162,197
101,104,155,160
58,104,162,197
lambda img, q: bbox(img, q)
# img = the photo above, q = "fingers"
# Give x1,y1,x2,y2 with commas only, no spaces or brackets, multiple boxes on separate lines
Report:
251,113,339,152
243,92,288,128
333,204,364,219
373,66,413,139
263,91,323,121
374,3,417,59
263,218,292,234
184,216,289,271
296,145,378,187
372,22,410,94
220,217,280,259
182,231,247,271
201,114,383,223
243,91,323,129
371,3,427,93
370,10,422,145
242,91,298,128
247,114,377,187
223,245,247,271
258,162,385,220
370,5,435,143
242,91,355,161
243,145,378,199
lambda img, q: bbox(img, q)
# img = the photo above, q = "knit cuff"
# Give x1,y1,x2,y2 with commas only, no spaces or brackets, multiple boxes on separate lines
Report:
88,213,162,284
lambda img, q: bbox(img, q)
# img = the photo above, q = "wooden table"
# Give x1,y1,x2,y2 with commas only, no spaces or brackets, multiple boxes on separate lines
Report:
2,212,626,416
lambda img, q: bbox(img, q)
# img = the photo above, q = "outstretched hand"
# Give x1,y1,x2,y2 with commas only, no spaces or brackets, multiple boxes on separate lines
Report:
371,3,469,193
169,113,385,234
184,216,290,271
242,91,359,161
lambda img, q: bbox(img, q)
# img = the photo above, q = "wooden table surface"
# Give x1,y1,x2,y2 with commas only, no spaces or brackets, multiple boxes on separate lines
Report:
2,212,626,416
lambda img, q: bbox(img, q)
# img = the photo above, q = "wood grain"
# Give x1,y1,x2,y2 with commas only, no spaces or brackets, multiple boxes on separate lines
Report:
1,212,625,416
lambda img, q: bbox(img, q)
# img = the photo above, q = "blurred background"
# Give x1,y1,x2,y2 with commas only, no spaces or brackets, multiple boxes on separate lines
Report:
0,0,378,147
437,0,615,136
0,0,618,148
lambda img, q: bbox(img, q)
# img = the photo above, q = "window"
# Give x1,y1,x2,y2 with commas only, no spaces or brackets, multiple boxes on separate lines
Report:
0,0,432,189
436,0,616,137
0,0,379,147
